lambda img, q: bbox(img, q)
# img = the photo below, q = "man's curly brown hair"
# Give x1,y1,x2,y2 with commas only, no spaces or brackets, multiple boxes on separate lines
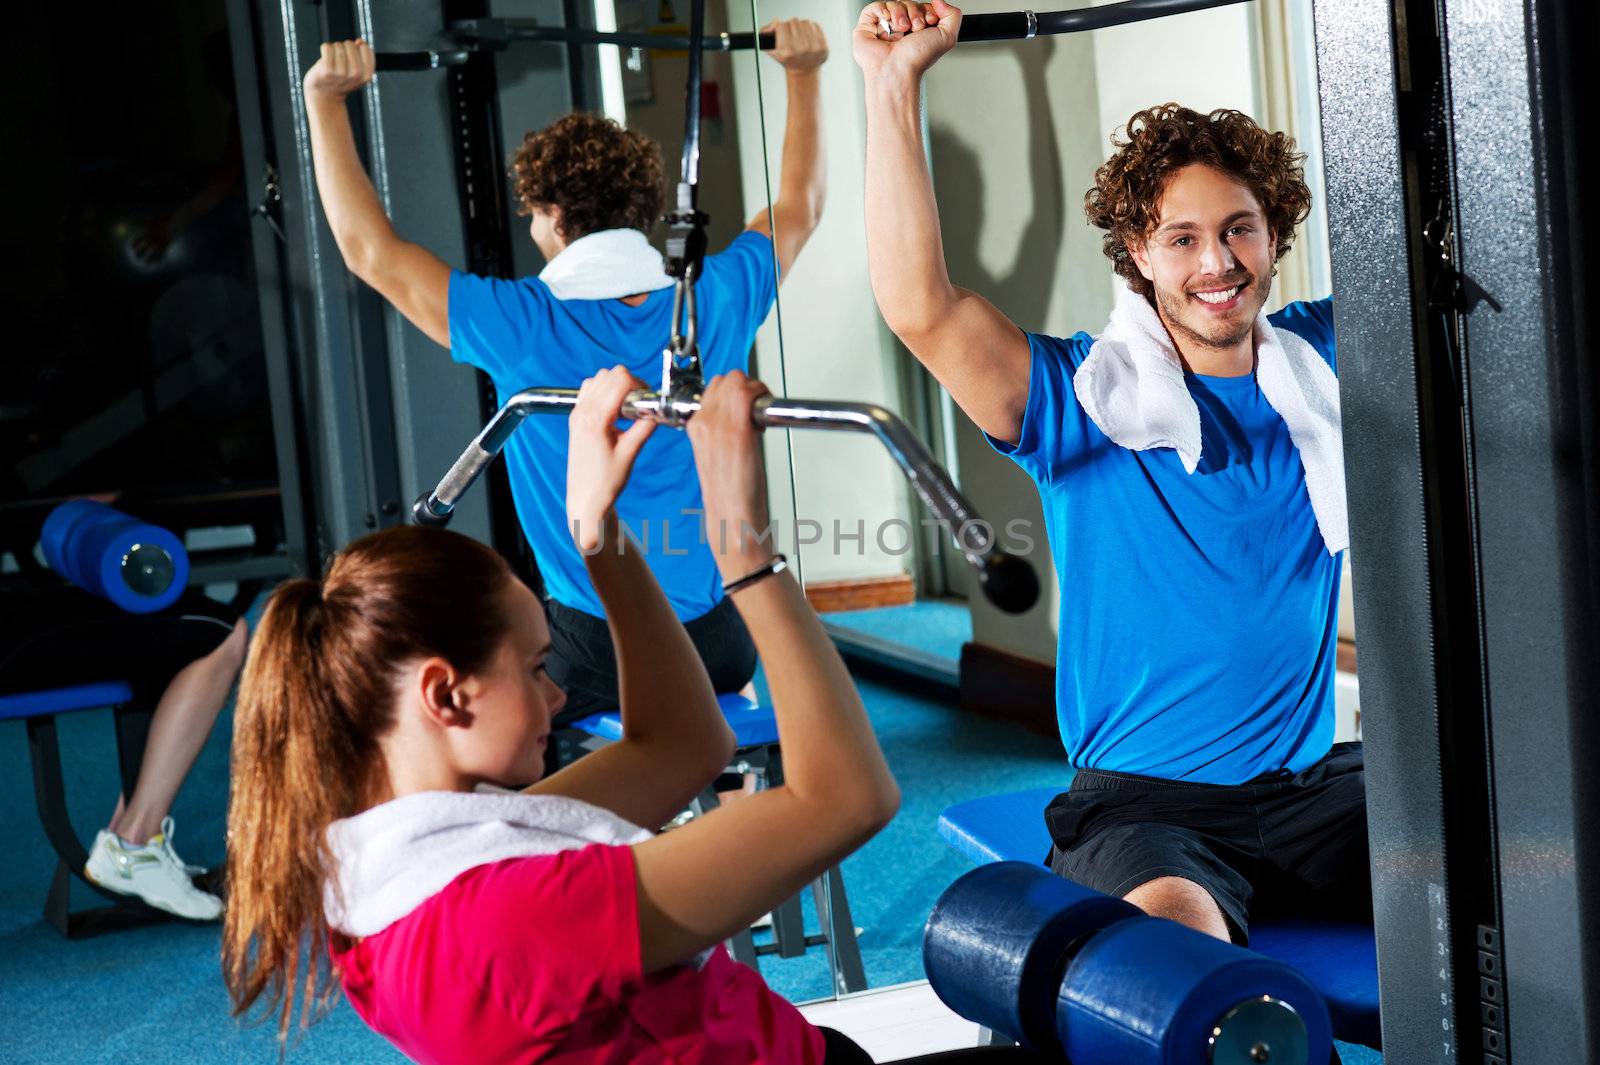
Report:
1084,104,1311,299
510,113,665,241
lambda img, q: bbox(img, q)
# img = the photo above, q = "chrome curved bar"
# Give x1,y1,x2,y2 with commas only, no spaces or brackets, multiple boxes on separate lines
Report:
414,387,1040,613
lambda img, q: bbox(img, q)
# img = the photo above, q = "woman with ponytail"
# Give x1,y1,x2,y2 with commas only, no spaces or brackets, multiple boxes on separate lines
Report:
223,367,1044,1063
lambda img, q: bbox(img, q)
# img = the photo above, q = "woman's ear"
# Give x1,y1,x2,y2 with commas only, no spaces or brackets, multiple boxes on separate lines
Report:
417,657,472,728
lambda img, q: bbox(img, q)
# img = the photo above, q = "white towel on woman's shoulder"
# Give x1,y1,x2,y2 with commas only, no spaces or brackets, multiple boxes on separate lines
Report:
1072,284,1348,554
537,228,676,301
323,790,651,938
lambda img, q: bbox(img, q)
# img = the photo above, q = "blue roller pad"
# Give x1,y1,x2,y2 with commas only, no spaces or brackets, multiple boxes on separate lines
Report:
924,861,1141,1054
569,692,780,748
1059,915,1332,1065
40,500,188,614
937,786,1379,1048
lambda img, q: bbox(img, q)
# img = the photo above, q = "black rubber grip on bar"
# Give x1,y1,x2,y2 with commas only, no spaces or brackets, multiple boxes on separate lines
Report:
956,0,1252,42
374,50,470,70
1038,0,1249,34
955,12,1036,41
978,551,1040,614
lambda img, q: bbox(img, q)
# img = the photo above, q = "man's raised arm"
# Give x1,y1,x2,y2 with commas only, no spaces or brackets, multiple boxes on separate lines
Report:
854,1,1032,445
744,19,830,280
304,40,452,348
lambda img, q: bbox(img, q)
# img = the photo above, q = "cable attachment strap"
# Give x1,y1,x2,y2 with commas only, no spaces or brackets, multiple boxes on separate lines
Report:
663,197,710,284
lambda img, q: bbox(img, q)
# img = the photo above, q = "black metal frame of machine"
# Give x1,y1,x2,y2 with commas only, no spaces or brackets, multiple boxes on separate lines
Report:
1319,0,1600,1060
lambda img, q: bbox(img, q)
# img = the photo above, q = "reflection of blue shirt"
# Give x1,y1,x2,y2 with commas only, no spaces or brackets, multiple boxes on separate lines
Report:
448,231,777,621
989,298,1340,784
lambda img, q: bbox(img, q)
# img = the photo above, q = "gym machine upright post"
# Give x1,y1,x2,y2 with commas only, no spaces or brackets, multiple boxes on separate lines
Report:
1319,0,1600,1060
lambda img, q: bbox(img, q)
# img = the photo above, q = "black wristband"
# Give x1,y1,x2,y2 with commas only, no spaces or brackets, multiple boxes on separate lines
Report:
722,554,788,596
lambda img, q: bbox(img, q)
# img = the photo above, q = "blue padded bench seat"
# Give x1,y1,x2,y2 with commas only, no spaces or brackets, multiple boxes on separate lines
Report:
939,785,1381,1049
572,692,780,748
0,681,135,721
1,678,166,937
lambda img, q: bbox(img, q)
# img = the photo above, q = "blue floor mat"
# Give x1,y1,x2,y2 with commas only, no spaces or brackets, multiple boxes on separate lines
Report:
822,600,973,668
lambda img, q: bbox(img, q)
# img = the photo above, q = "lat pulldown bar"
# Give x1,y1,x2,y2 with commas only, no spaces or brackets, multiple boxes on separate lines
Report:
412,388,1042,615
374,19,775,71
374,0,1254,71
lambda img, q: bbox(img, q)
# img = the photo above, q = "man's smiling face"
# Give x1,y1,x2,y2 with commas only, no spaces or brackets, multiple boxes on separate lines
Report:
1129,163,1278,358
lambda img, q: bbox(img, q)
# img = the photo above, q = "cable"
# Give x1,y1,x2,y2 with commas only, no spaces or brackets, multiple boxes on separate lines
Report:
745,0,804,592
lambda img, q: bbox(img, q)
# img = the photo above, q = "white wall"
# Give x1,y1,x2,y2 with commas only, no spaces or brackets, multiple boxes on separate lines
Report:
1090,0,1260,156
923,25,1108,661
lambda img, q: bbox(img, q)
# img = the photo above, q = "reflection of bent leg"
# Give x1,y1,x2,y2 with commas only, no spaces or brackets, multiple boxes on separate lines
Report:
109,618,247,845
1122,875,1231,942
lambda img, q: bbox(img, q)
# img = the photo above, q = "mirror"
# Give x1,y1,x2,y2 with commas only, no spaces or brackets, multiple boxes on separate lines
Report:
0,3,281,577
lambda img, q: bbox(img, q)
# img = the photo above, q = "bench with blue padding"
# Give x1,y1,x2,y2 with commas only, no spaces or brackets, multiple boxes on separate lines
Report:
938,785,1381,1050
0,680,166,936
570,693,865,996
569,691,780,748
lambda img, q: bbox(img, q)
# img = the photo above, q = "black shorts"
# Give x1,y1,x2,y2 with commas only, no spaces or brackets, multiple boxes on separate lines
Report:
544,594,758,728
1044,742,1372,944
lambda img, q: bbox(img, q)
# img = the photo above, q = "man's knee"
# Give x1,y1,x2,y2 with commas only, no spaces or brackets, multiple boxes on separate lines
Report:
199,618,250,676
1122,875,1231,941
223,618,250,663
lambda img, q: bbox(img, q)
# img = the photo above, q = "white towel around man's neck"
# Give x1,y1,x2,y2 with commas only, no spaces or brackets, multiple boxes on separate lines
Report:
323,790,652,938
1072,284,1348,554
537,228,676,301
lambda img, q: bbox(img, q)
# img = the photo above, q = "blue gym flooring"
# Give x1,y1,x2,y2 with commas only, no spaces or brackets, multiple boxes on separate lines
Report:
0,599,1380,1064
822,600,972,670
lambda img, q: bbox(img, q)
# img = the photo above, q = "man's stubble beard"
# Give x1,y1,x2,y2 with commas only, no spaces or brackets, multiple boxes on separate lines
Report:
1153,270,1272,354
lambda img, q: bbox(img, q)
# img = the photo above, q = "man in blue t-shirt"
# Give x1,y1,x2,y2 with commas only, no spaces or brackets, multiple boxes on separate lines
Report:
856,1,1368,944
300,24,829,735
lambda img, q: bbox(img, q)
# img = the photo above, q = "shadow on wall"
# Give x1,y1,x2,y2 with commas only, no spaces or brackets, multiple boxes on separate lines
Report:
924,37,1066,664
929,36,1064,330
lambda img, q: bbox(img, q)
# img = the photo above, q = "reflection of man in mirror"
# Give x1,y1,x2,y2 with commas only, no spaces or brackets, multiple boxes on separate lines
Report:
857,1,1362,946
301,23,829,765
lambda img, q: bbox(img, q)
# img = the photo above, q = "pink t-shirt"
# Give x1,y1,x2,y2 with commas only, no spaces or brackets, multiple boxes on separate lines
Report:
331,842,827,1064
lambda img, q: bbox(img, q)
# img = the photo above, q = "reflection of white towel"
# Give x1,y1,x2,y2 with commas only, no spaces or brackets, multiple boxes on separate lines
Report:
324,790,651,937
537,228,676,301
1073,284,1348,554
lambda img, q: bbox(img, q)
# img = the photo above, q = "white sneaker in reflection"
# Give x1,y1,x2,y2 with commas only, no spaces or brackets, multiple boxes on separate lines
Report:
84,817,222,921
